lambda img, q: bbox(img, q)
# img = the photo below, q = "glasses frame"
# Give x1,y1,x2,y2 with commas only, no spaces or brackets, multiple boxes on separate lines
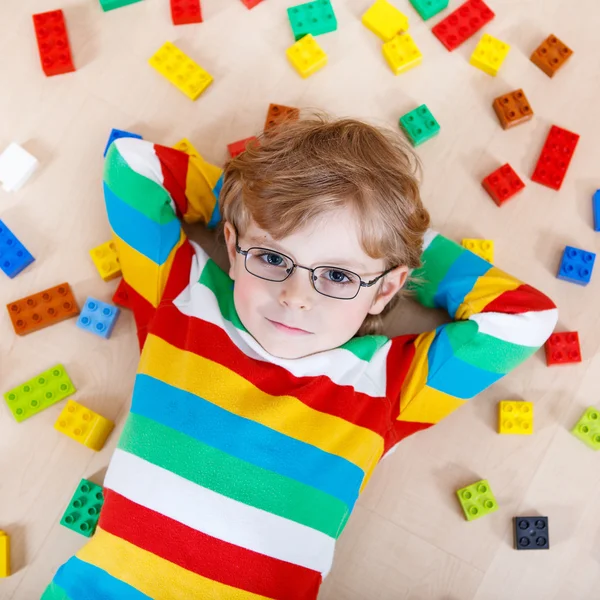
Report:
234,234,397,300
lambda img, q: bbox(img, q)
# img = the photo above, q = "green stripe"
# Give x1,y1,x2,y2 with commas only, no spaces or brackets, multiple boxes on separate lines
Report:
103,143,178,226
409,234,464,307
340,334,389,361
119,413,348,538
41,583,71,600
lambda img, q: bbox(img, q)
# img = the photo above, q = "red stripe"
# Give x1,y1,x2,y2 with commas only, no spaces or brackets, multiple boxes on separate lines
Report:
150,303,394,439
159,240,197,303
154,144,191,217
385,420,432,452
99,489,321,600
482,284,556,315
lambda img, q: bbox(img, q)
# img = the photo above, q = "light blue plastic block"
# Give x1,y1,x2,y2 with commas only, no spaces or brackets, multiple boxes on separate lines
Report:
76,297,120,339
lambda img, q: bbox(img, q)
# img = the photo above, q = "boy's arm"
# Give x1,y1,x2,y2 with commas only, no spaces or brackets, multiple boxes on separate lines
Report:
385,230,558,447
103,138,223,340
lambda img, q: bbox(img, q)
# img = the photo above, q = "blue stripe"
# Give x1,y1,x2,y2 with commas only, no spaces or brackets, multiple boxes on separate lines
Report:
207,173,223,229
128,374,362,511
52,556,151,600
104,183,180,265
426,325,502,398
433,250,492,318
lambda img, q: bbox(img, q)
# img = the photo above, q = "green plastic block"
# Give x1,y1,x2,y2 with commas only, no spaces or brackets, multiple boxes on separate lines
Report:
4,364,75,423
409,0,449,20
456,479,498,521
60,479,104,537
99,0,144,12
571,407,600,450
287,0,337,41
399,104,440,146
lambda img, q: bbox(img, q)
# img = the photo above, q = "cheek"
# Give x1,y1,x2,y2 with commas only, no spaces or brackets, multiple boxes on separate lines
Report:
233,271,271,317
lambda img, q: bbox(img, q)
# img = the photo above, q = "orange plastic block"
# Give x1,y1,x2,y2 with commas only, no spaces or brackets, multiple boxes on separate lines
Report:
0,531,9,578
498,401,533,434
54,400,115,451
7,282,79,336
264,103,300,132
530,34,572,78
493,89,533,130
89,241,121,281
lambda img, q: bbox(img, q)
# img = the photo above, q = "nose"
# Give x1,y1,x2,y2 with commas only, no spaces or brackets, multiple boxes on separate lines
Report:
278,269,313,310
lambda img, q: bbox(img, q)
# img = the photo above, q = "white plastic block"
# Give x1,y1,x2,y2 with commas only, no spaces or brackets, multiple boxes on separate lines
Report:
0,143,39,192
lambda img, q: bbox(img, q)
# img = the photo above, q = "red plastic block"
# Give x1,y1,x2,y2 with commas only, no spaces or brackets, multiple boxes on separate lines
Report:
227,137,258,158
432,0,494,51
531,125,579,191
545,331,581,366
112,279,130,309
482,164,525,206
170,0,202,24
32,10,75,77
240,0,264,7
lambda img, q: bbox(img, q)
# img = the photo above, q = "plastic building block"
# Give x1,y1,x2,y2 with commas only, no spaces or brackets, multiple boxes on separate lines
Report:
89,241,121,281
171,0,202,24
362,0,409,42
0,220,34,278
498,401,533,435
456,479,498,521
469,34,510,76
60,479,104,537
0,531,9,578
149,42,213,101
0,143,39,192
227,137,257,158
462,239,494,263
240,0,263,7
545,331,581,366
432,0,494,51
531,125,579,191
32,10,75,77
173,138,201,158
593,190,600,232
4,364,76,423
54,400,115,451
409,0,448,20
264,103,300,131
99,0,144,11
514,517,549,550
571,407,600,451
7,282,79,336
482,164,524,207
286,34,328,78
382,33,423,75
76,298,121,339
288,0,337,41
557,246,595,286
103,128,142,158
399,104,440,146
112,279,130,309
531,34,572,78
493,89,533,130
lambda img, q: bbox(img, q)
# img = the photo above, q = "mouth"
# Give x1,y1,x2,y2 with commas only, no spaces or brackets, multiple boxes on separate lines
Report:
266,318,313,335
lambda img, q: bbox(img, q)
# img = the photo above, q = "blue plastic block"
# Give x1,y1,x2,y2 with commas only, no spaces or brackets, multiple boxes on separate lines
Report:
0,219,34,278
76,297,120,339
593,190,600,232
103,128,142,157
557,246,596,286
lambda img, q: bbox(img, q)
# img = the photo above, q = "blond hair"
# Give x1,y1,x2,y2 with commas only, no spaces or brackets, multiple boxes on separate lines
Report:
220,113,430,336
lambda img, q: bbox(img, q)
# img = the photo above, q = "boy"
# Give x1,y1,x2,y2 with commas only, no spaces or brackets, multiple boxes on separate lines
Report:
43,115,557,599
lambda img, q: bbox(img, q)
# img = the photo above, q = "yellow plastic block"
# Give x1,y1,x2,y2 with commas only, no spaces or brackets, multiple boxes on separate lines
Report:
469,34,510,76
286,34,328,78
173,138,201,158
149,42,213,100
0,531,9,578
54,400,115,451
89,241,121,282
462,239,494,263
382,33,422,75
362,0,409,42
498,401,533,435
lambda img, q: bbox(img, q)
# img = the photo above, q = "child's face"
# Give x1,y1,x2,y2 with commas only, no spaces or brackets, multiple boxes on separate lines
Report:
224,206,408,359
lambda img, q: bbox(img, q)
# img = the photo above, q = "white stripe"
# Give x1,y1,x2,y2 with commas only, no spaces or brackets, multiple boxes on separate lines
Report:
470,308,559,346
105,448,336,575
422,228,438,251
114,138,165,185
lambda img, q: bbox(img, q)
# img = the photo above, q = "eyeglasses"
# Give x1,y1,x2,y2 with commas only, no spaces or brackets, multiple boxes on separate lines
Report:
235,235,397,300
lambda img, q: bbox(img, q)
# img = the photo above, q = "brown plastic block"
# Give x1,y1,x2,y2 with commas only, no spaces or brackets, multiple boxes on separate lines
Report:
530,34,572,78
493,89,533,130
264,103,300,132
7,282,80,335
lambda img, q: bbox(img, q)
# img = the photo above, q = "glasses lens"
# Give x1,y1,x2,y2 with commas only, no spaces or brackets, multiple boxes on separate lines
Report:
313,267,360,299
245,248,293,282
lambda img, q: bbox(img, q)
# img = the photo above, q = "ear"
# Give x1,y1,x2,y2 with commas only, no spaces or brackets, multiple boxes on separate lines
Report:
367,266,409,316
223,221,238,280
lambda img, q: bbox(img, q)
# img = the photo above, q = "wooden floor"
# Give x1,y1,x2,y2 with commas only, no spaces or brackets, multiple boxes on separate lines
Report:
2,0,600,598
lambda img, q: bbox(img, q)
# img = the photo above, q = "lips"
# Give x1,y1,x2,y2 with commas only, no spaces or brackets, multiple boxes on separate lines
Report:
266,318,312,335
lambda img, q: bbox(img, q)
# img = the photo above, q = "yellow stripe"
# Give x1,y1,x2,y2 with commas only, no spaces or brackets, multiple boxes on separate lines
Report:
398,385,465,424
77,528,271,600
183,154,222,225
457,267,522,319
398,330,433,413
139,334,384,473
113,230,186,308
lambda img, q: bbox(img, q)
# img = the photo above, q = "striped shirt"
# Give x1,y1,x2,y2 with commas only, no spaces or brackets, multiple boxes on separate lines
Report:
43,138,558,600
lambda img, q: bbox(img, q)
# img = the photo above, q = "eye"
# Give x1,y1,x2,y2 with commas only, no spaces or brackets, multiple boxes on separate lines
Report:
323,269,353,285
257,251,286,267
